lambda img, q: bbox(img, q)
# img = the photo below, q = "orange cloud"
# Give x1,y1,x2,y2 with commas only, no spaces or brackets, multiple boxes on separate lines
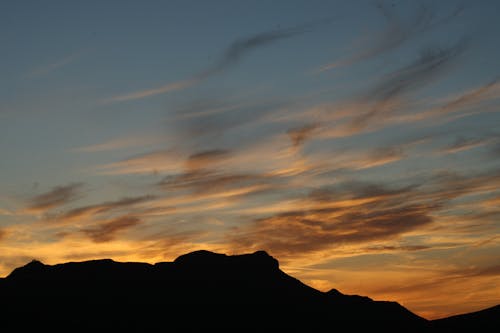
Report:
81,216,142,243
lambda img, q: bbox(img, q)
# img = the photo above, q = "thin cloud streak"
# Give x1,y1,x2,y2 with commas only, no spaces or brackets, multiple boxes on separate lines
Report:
105,78,199,103
320,2,463,71
56,195,157,224
82,216,141,243
350,40,467,130
26,183,84,213
106,19,329,103
26,51,83,78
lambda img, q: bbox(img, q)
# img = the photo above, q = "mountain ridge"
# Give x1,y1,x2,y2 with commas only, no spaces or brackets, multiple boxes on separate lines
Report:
1,250,498,332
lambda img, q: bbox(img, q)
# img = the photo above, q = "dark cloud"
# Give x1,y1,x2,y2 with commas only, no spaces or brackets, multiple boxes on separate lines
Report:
185,149,230,170
287,124,318,148
82,216,141,243
27,183,84,212
309,181,418,203
230,203,433,256
228,167,500,257
360,1,434,61
110,19,332,103
158,170,266,195
351,40,467,130
59,195,157,222
363,244,431,252
323,1,463,69
476,265,500,277
199,19,329,79
440,136,496,154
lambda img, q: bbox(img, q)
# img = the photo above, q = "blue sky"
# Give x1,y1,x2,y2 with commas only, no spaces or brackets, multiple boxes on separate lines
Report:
1,0,499,319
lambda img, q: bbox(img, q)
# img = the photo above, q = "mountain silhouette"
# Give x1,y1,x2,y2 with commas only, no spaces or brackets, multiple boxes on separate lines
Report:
431,304,500,332
0,250,497,331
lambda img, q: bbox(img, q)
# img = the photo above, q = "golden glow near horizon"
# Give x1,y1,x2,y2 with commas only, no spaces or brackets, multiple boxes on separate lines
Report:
1,0,499,320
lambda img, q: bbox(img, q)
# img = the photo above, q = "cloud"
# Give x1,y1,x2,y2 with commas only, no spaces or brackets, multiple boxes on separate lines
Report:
74,134,164,152
96,149,183,175
441,77,499,112
199,23,312,78
287,124,318,148
158,170,264,195
230,203,433,256
0,229,5,241
185,149,231,170
26,183,84,212
228,165,500,258
320,1,463,71
105,78,199,103
389,78,500,126
363,244,431,252
0,208,13,216
475,265,500,277
228,181,436,256
57,195,157,223
82,216,141,243
107,19,328,103
439,136,497,154
350,40,467,130
27,51,83,78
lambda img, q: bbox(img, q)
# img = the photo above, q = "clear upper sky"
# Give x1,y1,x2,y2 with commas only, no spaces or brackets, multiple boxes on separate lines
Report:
1,0,499,319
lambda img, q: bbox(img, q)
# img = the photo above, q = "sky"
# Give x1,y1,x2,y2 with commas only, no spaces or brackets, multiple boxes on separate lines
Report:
1,0,499,320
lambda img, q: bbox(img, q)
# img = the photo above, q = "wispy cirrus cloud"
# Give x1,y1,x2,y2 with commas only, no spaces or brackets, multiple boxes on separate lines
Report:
96,149,183,175
349,40,467,131
106,19,329,103
26,51,83,78
74,134,165,152
81,215,142,243
287,123,318,148
320,1,463,71
105,78,199,103
438,136,498,154
55,195,157,224
26,183,84,213
228,165,500,257
184,149,231,171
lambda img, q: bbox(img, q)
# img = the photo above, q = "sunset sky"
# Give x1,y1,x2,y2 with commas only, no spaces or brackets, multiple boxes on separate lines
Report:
1,0,499,319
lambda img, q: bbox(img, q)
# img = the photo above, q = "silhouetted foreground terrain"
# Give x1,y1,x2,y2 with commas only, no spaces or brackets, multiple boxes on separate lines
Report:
0,250,497,331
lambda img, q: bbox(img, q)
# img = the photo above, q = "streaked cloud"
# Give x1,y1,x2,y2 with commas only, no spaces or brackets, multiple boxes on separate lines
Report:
105,78,199,103
106,19,328,103
350,40,467,131
26,183,84,213
287,123,318,148
320,1,463,71
74,134,164,153
439,136,497,154
185,149,231,170
56,195,157,224
82,216,141,243
26,51,82,78
96,149,183,175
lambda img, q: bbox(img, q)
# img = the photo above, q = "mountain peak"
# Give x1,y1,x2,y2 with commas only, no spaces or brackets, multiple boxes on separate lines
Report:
173,250,279,270
7,259,45,279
